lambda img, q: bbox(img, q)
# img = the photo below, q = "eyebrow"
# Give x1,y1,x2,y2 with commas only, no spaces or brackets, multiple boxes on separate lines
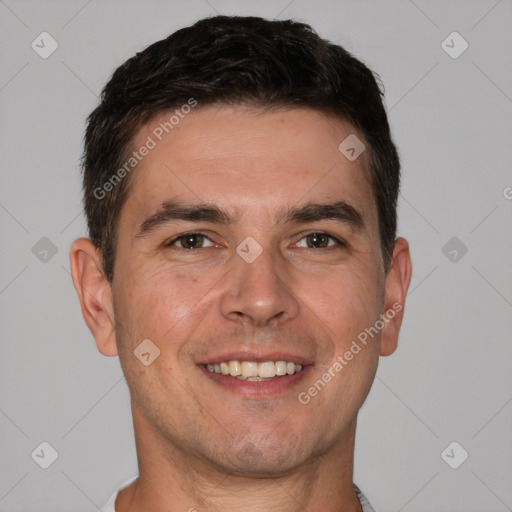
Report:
135,199,365,238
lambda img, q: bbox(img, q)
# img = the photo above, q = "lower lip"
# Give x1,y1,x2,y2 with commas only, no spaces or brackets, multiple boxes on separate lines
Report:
198,365,311,398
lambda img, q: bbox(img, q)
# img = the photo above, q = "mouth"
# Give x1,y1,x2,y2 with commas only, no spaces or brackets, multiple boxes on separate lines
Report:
198,355,311,398
204,359,304,381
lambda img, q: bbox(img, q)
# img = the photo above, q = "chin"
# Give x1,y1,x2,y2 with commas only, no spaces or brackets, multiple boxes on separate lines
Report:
211,435,311,477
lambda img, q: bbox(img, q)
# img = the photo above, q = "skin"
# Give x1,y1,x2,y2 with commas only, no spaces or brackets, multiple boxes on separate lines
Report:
70,105,412,512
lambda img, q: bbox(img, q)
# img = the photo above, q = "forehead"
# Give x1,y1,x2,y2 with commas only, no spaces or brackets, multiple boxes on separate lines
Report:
123,105,376,227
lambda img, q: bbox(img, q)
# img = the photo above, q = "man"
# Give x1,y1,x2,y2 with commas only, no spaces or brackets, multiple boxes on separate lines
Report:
70,15,412,512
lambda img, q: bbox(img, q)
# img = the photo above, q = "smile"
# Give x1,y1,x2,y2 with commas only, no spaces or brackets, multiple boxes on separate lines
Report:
205,360,304,381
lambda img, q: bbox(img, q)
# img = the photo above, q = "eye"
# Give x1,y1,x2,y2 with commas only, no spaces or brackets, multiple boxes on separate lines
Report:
165,232,215,250
295,232,344,249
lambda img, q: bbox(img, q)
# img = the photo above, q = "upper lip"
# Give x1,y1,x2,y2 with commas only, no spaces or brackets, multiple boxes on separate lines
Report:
197,352,313,366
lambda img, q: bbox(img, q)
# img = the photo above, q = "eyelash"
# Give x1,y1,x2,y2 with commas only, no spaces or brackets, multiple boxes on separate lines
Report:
164,231,345,250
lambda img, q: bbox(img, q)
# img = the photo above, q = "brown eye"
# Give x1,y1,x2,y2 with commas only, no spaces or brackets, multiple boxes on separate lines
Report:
167,233,214,249
306,233,329,248
296,232,342,249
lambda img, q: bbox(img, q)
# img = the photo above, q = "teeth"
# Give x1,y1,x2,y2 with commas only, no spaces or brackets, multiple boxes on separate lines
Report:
228,360,241,376
205,360,305,380
275,361,287,375
241,361,258,377
258,361,276,378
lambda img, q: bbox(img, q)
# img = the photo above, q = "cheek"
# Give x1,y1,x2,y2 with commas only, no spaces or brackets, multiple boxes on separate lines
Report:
115,265,221,345
300,266,384,346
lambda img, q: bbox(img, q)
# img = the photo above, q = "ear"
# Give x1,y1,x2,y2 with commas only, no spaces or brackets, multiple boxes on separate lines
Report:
69,238,118,356
380,237,412,357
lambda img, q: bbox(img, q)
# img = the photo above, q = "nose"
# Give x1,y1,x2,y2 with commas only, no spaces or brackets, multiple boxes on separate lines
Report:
219,243,300,327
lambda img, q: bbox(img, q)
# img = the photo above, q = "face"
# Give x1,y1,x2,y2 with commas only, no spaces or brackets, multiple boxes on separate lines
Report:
73,105,410,477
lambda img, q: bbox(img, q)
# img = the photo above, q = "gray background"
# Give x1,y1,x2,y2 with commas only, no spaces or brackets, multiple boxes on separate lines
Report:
1,0,511,510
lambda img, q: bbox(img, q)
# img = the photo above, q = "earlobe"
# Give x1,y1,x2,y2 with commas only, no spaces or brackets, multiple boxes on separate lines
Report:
69,238,119,356
380,237,412,357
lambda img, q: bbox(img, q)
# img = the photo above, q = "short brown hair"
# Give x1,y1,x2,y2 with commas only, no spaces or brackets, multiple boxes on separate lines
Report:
82,15,400,283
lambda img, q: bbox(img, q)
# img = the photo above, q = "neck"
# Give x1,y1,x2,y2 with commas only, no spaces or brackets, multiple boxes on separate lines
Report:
116,403,363,512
